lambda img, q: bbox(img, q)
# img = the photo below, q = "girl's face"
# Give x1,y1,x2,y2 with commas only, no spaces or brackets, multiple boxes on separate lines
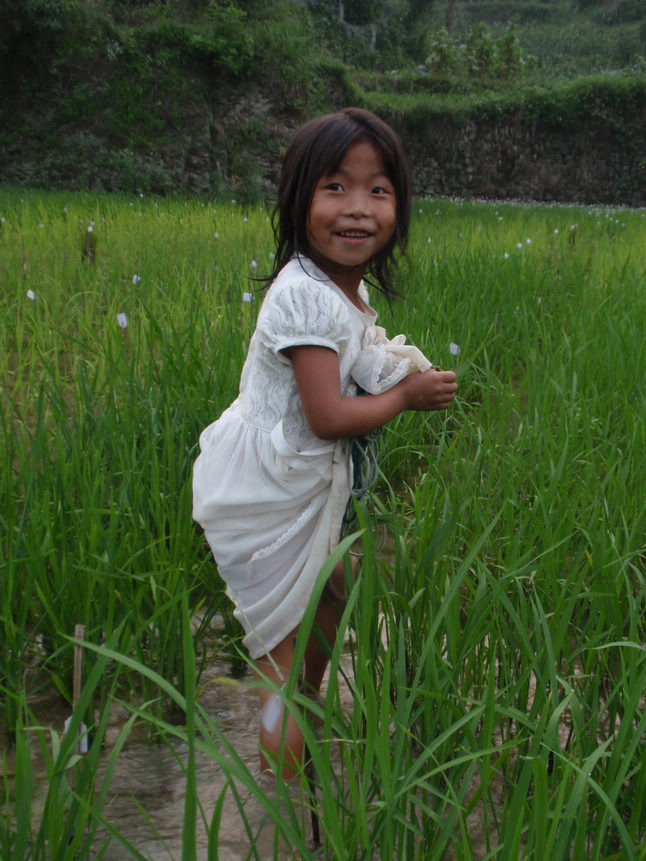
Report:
305,141,397,294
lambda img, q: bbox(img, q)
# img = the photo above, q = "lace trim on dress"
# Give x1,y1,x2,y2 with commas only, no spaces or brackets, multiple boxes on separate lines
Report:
249,497,319,563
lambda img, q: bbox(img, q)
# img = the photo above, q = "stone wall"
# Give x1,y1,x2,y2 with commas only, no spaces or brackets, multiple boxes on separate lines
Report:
2,76,644,207
399,103,645,206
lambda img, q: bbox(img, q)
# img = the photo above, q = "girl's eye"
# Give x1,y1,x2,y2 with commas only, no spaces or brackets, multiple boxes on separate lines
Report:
325,182,344,192
372,186,391,195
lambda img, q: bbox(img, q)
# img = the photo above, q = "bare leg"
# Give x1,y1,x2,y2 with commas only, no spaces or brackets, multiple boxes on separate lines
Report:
255,556,355,778
256,627,303,778
303,557,351,693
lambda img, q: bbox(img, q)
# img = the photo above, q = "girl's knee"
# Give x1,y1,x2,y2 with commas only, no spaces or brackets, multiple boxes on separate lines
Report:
258,690,303,776
260,692,284,736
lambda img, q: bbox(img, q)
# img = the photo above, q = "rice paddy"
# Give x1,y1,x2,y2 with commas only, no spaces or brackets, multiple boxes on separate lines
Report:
1,187,645,859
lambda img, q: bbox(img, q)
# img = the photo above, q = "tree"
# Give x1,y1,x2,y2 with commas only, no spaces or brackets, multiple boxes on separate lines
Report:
0,0,79,90
342,0,381,26
1,0,77,51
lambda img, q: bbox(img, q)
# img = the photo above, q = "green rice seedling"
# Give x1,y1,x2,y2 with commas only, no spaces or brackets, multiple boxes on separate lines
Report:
66,549,358,861
1,191,265,716
0,627,147,860
1,188,645,859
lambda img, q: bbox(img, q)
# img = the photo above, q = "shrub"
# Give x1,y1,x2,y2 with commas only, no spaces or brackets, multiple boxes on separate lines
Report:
243,0,318,105
425,21,525,81
466,21,495,76
0,0,82,88
203,0,253,75
426,28,463,75
494,18,524,79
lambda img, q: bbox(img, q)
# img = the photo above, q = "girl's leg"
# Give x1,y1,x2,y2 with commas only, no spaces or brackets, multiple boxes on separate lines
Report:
303,557,350,693
255,557,354,778
255,627,303,779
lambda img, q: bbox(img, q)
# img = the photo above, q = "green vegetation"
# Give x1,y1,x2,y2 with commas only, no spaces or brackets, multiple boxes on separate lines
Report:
427,0,646,79
1,0,646,199
3,0,645,94
1,188,645,858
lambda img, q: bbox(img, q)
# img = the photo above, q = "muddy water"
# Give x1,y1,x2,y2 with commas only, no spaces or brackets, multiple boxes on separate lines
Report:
95,657,325,861
17,637,499,861
13,651,323,861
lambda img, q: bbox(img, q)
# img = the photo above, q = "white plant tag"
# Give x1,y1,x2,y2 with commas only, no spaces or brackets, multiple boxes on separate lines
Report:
64,716,89,754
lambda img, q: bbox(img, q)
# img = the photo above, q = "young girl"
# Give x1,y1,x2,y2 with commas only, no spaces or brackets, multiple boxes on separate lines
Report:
192,107,457,778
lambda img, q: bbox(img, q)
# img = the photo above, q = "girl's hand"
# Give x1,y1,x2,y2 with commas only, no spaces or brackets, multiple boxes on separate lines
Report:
400,367,458,412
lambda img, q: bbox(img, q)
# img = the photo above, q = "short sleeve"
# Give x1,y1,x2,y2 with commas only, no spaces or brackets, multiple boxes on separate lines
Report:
256,269,352,358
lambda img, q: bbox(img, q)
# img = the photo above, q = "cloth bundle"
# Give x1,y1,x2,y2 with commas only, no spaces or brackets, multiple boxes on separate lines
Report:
350,325,433,395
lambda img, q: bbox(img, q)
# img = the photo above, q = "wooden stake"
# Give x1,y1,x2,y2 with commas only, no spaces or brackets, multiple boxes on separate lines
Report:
64,624,88,754
72,623,85,710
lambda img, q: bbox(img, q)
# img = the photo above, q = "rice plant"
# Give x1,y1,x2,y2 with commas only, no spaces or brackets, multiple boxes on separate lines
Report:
1,188,645,859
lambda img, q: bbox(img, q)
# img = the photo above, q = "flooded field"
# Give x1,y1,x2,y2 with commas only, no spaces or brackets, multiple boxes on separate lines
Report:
4,192,645,859
18,649,348,861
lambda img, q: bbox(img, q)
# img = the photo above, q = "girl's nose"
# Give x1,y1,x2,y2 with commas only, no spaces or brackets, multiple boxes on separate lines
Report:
344,190,371,217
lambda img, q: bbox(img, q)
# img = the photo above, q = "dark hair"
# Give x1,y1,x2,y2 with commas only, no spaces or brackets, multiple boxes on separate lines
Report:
269,107,411,299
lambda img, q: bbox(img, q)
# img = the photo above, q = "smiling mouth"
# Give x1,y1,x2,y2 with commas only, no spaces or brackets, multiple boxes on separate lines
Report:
336,230,373,238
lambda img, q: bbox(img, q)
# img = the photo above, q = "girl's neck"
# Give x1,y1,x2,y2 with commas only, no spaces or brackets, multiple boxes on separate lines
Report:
339,282,369,312
308,255,367,310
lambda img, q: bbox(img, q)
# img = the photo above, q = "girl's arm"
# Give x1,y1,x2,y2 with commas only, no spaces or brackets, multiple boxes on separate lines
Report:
284,345,457,441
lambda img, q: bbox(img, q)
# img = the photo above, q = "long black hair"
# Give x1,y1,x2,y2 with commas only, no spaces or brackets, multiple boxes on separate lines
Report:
269,107,411,299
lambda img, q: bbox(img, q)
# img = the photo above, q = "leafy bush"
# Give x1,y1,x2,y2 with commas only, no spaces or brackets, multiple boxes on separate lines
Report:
494,18,524,79
243,0,318,105
0,0,77,44
134,20,195,65
425,20,525,80
426,27,464,75
203,0,253,75
465,21,495,76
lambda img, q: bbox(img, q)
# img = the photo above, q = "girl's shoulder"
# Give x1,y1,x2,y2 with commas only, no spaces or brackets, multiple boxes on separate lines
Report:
262,256,378,337
256,257,359,347
265,256,345,312
271,256,329,290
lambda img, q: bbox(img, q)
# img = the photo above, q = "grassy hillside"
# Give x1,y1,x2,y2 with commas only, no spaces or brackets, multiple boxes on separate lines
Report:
426,0,646,82
1,0,645,199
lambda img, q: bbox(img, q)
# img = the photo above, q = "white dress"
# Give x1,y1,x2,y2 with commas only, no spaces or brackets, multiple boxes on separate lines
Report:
192,256,431,659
